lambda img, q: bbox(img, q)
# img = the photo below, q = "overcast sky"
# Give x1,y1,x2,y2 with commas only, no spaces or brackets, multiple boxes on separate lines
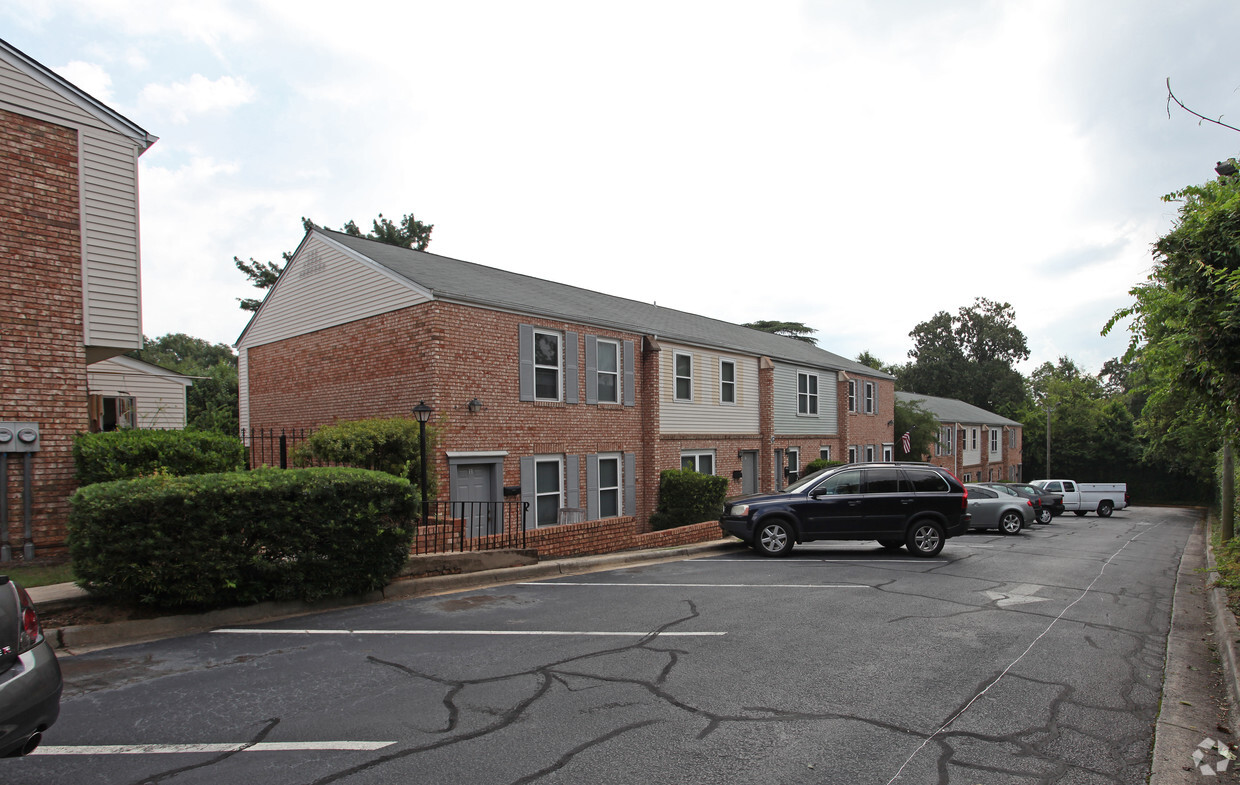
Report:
5,1,1240,375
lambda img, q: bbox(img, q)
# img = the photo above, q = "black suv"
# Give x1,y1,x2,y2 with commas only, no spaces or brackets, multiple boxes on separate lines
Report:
720,462,971,557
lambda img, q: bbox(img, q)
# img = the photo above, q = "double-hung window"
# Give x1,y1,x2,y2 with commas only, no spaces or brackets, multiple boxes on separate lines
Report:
720,360,736,404
534,330,562,401
596,339,619,404
797,372,818,416
597,454,621,518
989,428,999,454
848,380,857,412
681,450,714,474
864,381,876,414
971,428,979,450
819,446,831,462
534,456,563,526
847,446,857,463
674,352,693,402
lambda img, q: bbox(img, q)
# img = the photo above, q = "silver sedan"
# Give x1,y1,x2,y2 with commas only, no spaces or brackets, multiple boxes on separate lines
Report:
965,484,1034,535
0,575,61,757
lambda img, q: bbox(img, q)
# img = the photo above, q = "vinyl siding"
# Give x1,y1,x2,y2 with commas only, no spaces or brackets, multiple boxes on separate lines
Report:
659,342,759,434
239,235,430,349
87,358,190,430
772,362,839,435
1,56,146,351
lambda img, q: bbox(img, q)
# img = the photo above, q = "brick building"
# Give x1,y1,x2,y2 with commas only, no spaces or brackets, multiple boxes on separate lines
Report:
239,228,896,537
895,392,1023,483
0,39,156,556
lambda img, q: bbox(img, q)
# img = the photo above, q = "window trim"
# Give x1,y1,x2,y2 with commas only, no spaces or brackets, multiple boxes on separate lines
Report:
532,455,564,527
989,428,999,454
595,338,620,404
847,380,857,412
680,449,715,475
673,351,694,402
786,447,799,478
533,328,563,402
819,446,831,462
596,452,621,519
719,359,736,405
847,446,858,463
863,381,876,415
797,371,819,417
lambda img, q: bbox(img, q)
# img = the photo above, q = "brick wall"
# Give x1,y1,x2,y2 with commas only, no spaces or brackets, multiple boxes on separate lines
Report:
0,108,85,556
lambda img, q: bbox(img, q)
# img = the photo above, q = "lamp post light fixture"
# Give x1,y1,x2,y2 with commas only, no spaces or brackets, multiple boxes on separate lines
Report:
412,400,433,523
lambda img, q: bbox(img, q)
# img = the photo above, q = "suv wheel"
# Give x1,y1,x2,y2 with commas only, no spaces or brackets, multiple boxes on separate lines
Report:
1097,501,1113,517
754,520,794,557
906,520,945,557
1000,511,1023,535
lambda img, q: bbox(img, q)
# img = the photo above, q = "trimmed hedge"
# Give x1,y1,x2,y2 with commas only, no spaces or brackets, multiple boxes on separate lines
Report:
68,467,416,608
801,458,844,477
74,429,246,486
650,468,729,531
294,417,437,495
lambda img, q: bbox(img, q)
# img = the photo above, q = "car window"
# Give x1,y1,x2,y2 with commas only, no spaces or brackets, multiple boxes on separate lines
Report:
1063,482,1076,492
813,469,862,495
903,469,949,493
864,468,905,494
990,485,1018,496
968,486,997,499
1043,481,1062,492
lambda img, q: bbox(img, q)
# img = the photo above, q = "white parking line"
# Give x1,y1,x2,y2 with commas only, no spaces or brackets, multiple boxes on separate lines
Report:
212,629,726,637
33,741,396,755
516,582,870,588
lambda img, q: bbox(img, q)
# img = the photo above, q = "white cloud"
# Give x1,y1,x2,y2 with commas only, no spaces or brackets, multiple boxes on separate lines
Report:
139,74,257,124
51,60,113,102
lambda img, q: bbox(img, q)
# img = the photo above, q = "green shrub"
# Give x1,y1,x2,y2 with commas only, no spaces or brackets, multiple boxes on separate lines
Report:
74,429,245,485
68,467,416,609
802,458,844,477
649,468,729,531
294,417,437,495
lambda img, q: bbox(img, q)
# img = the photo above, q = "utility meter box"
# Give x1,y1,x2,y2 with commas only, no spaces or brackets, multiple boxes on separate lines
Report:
0,423,40,453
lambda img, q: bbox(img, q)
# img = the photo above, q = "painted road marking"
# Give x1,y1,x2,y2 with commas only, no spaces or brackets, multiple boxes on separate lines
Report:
33,741,396,755
983,583,1048,607
212,629,726,637
516,582,870,588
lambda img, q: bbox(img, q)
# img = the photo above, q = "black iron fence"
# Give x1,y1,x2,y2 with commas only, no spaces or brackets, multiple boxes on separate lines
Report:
414,500,528,554
240,427,314,469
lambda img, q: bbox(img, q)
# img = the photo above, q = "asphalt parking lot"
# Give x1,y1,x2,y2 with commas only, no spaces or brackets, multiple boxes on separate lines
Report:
0,506,1210,784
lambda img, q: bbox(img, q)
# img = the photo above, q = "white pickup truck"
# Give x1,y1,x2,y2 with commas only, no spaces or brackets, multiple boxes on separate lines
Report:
1029,480,1129,518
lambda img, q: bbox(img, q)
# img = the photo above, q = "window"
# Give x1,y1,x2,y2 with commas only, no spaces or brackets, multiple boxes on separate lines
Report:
596,339,619,404
848,380,857,412
989,428,999,454
786,448,799,479
882,444,893,461
864,468,904,494
970,428,979,450
534,457,563,526
597,454,621,518
534,330,562,401
797,372,818,416
865,445,875,462
720,360,736,404
1009,428,1017,449
904,468,949,492
814,469,862,495
674,352,693,402
847,446,857,463
936,426,954,456
681,450,715,474
864,381,876,414
963,473,971,483
89,395,135,432
819,446,831,462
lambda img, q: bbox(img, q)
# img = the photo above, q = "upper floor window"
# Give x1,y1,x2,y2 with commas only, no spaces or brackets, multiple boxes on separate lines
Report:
970,428,979,450
797,372,818,416
674,352,693,402
863,381,876,414
596,339,619,404
534,330,562,401
681,449,715,474
1009,428,1017,448
848,380,857,412
720,360,736,404
989,428,999,454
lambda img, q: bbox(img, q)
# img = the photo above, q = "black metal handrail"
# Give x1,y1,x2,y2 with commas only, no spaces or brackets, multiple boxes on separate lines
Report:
414,500,528,554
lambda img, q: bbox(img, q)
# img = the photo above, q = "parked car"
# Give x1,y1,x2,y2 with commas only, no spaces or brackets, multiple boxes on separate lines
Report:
1030,480,1129,517
981,482,1060,524
720,462,971,558
965,484,1034,535
0,575,62,757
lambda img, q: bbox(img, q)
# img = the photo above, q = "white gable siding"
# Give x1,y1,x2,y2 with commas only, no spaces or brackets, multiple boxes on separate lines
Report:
1,55,146,352
238,348,251,433
87,357,190,430
238,235,430,349
772,362,838,435
659,342,759,435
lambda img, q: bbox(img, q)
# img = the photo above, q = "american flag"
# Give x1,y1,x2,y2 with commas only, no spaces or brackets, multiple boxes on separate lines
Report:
901,431,911,455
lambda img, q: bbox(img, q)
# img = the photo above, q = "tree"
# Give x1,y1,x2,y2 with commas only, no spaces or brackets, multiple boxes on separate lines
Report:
743,320,817,345
129,333,239,435
900,298,1029,416
235,212,434,311
893,397,940,461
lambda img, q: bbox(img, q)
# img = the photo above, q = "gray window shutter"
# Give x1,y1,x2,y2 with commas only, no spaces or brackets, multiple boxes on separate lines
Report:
519,325,534,402
624,452,636,516
566,454,580,509
623,340,635,406
520,456,535,528
585,335,598,405
586,454,599,520
565,332,579,404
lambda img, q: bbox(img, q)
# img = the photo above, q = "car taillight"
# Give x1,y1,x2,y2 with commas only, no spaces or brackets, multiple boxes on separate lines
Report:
961,487,968,509
14,584,43,654
1026,500,1033,507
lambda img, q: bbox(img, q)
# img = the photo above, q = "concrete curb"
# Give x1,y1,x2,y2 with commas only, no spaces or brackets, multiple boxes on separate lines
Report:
45,539,747,653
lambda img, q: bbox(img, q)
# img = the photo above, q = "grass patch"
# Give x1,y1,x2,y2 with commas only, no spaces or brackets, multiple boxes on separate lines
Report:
1211,525,1240,616
1,562,75,588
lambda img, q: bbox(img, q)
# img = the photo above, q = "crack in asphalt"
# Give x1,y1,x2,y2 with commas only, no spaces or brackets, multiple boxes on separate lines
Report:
125,716,281,785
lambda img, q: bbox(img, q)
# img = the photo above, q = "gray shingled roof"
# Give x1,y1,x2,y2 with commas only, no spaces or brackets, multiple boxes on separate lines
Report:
322,229,890,378
895,391,1021,426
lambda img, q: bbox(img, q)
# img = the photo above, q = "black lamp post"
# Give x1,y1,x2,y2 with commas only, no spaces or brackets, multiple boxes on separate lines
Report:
412,400,433,522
